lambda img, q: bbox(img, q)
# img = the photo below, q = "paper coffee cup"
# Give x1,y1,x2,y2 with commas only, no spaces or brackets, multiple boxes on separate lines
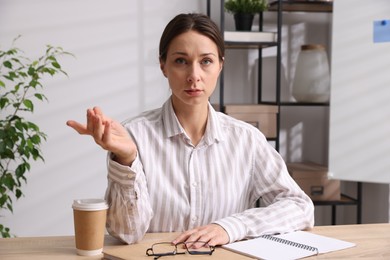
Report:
72,198,109,256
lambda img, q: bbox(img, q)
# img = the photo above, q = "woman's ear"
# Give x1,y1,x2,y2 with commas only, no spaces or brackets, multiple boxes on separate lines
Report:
219,57,225,73
160,59,167,78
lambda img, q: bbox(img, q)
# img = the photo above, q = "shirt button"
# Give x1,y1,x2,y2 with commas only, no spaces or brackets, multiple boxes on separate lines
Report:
192,182,197,187
192,216,198,222
127,174,132,179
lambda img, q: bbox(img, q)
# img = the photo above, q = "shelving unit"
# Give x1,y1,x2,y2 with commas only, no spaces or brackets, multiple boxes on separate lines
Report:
208,0,361,225
269,0,361,225
207,0,282,147
314,182,362,225
269,0,333,13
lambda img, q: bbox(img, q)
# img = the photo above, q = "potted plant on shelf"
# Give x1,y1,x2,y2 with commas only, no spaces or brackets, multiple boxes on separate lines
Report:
0,37,71,237
224,0,268,31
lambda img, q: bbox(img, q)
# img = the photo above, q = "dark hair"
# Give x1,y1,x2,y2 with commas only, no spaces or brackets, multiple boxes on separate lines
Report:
159,13,224,62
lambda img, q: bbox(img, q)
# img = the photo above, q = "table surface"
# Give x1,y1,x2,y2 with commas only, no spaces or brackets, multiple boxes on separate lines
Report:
0,223,389,259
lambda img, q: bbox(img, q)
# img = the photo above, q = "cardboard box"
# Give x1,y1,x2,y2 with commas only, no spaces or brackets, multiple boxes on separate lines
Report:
287,162,340,201
213,104,278,138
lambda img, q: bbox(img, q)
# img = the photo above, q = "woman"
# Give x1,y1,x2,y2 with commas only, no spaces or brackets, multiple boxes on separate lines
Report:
67,13,314,247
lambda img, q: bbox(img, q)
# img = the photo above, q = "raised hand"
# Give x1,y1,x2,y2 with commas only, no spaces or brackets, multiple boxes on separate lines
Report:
66,107,137,166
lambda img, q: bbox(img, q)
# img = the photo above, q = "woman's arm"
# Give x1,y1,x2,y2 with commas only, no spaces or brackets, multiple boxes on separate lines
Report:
214,143,315,243
67,107,152,243
105,154,153,244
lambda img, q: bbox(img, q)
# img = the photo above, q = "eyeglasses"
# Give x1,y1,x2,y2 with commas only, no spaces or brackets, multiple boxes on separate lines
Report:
146,241,215,259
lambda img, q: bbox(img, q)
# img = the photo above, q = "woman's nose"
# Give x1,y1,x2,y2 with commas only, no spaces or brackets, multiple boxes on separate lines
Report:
187,64,201,83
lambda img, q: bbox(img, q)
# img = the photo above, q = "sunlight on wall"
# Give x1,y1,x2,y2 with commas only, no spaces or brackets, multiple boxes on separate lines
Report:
0,0,203,236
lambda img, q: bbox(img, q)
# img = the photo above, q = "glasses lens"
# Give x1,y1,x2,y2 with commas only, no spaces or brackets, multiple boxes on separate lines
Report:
152,242,176,255
185,241,212,254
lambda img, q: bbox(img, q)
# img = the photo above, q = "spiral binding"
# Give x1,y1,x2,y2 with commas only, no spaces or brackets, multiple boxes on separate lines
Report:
260,235,319,254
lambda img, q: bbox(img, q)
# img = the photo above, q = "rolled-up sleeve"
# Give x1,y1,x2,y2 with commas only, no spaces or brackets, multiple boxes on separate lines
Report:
105,153,153,244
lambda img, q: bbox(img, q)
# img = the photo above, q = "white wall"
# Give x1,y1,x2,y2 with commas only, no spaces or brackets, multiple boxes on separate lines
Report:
0,0,205,237
330,0,390,184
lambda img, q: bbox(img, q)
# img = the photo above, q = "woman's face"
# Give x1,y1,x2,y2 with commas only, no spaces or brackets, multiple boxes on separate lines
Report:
160,30,223,110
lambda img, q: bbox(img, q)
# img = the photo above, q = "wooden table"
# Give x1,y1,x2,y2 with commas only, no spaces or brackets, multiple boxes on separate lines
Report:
0,223,389,259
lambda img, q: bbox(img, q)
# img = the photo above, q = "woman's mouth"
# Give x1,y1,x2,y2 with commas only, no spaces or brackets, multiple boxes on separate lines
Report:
185,89,203,96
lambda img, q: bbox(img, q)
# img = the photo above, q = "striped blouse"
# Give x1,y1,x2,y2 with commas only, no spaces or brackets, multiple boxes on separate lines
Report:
105,98,314,244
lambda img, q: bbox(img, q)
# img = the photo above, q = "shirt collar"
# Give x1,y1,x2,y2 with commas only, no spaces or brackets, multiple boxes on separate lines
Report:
161,98,225,145
162,98,183,138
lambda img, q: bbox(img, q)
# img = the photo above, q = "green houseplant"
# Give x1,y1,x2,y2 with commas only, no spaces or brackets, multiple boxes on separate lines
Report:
0,37,71,237
224,0,268,31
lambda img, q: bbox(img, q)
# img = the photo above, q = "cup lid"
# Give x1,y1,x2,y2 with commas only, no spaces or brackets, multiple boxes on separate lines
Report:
72,198,109,211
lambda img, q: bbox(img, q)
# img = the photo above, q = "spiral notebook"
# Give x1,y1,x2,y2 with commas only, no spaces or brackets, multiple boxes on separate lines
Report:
222,231,355,260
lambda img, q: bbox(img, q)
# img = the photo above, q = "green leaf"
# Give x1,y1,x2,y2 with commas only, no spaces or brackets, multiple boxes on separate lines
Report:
18,71,27,78
29,80,38,88
42,67,56,75
0,141,5,153
3,60,12,69
0,97,8,109
2,148,15,159
28,66,36,76
15,189,23,199
4,137,14,149
27,139,33,149
27,122,40,131
3,174,16,190
47,55,56,61
0,195,8,208
22,148,31,159
4,71,18,81
0,224,11,238
31,148,41,160
15,163,26,177
24,162,31,171
23,99,34,112
52,62,61,69
30,134,41,144
14,82,22,92
22,122,29,131
7,203,13,212
15,120,24,132
0,80,5,87
34,93,44,101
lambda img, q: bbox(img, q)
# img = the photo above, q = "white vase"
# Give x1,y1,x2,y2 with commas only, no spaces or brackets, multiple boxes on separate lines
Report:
292,44,330,102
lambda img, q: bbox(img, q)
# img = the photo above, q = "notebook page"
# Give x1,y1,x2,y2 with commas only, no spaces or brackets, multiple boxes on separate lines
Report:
275,231,356,254
222,236,316,260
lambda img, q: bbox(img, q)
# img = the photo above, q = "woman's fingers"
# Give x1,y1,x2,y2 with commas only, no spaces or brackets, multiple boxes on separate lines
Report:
102,120,111,145
172,224,229,247
86,108,95,133
93,106,104,118
67,108,106,141
66,120,89,135
67,107,138,166
91,113,105,144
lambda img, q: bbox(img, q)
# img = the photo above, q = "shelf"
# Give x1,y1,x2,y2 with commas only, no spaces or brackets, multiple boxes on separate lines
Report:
313,194,359,206
313,183,362,226
225,42,277,49
279,101,330,106
269,0,333,13
224,31,278,49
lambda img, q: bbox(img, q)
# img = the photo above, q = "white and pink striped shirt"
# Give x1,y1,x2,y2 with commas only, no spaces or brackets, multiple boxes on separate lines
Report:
105,98,314,244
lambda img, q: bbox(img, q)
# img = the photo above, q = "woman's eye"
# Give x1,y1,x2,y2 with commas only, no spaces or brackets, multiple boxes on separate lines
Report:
201,59,212,65
175,58,186,64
